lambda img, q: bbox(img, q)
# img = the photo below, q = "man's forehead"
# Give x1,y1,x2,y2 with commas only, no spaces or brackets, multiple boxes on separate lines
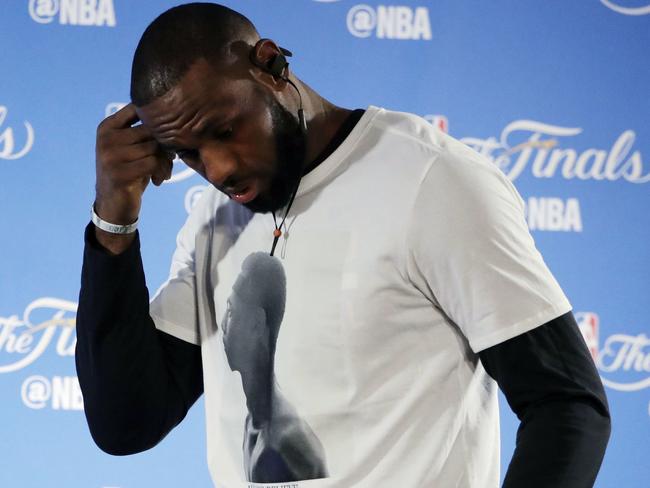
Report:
136,59,240,126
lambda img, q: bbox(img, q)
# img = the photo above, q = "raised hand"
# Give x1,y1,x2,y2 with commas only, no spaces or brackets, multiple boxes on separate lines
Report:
93,103,174,253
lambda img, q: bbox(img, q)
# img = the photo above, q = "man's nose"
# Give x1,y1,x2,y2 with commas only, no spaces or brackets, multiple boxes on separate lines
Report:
200,143,239,188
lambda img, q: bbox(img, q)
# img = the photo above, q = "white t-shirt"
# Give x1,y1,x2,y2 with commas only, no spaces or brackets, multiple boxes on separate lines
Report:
150,106,571,488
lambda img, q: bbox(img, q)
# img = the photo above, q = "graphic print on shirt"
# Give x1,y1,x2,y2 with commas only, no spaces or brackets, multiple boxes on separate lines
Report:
221,252,329,483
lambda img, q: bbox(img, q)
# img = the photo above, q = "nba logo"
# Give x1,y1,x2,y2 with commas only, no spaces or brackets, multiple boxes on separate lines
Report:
575,312,599,361
424,114,449,134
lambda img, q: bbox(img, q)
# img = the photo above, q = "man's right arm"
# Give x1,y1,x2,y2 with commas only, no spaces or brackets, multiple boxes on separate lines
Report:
76,224,203,455
76,103,202,455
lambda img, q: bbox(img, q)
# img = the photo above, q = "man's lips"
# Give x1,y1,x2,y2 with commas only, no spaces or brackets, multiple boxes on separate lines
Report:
227,182,259,204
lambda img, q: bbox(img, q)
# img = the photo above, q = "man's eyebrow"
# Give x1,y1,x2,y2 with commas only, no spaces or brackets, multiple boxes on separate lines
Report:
190,112,231,136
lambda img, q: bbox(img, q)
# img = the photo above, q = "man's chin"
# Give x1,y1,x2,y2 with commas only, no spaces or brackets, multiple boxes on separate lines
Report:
242,196,276,214
243,188,295,214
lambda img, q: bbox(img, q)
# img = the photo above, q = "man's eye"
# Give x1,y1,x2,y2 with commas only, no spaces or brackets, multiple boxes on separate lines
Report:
177,149,198,160
215,127,233,140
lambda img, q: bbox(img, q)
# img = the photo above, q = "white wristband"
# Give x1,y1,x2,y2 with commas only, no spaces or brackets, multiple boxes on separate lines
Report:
91,205,138,234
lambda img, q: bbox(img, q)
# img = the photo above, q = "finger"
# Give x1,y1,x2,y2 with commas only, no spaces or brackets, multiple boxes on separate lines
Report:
149,156,173,185
119,140,161,162
120,155,164,182
97,140,158,167
98,140,160,174
118,124,156,145
164,158,173,180
140,151,174,177
105,103,139,129
151,158,172,186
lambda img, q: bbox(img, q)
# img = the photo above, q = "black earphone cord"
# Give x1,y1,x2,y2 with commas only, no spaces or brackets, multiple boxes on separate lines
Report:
264,44,307,257
270,179,300,257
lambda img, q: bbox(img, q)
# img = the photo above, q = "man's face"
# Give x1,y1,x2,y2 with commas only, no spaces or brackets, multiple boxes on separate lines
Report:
137,58,305,213
221,285,269,373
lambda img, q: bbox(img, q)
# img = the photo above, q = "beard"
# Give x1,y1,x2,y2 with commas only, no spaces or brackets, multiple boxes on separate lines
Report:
243,98,306,214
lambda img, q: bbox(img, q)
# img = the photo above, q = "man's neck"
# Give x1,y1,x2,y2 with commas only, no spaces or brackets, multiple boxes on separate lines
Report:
295,79,353,174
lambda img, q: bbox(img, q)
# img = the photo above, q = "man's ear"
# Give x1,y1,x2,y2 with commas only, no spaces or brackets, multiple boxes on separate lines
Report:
249,38,289,89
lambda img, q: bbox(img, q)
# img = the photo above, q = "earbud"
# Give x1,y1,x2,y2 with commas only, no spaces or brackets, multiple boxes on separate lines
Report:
267,48,290,79
251,39,292,80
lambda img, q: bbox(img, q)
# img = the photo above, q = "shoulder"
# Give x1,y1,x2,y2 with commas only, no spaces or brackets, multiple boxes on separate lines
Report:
411,127,523,215
350,107,446,190
404,117,528,257
366,106,447,155
366,107,507,192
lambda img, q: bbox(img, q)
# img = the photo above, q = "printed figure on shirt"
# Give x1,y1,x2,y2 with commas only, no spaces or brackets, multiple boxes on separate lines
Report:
221,251,329,483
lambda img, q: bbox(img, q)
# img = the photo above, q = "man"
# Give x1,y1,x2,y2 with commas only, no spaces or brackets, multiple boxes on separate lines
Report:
76,3,610,487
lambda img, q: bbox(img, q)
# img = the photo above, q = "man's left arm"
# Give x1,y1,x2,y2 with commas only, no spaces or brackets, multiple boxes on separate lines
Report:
405,146,611,486
479,311,611,488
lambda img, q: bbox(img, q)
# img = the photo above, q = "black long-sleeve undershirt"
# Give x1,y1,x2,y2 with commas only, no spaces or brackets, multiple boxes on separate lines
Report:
479,313,610,487
76,224,203,455
76,223,610,485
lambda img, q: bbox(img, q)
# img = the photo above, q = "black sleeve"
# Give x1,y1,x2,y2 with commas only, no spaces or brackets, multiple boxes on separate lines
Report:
75,223,203,455
479,312,611,488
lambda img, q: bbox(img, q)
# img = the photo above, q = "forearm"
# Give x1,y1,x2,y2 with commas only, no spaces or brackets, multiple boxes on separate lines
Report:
479,313,611,487
76,223,202,455
503,396,610,487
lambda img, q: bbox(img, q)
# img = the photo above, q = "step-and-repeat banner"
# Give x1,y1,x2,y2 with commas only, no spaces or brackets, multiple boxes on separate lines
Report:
2,1,648,487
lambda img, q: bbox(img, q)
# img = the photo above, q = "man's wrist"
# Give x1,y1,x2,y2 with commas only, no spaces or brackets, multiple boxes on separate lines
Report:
91,204,139,234
91,195,142,255
93,226,137,256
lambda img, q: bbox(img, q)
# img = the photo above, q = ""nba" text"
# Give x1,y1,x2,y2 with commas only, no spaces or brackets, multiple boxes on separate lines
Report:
29,0,116,27
525,197,582,232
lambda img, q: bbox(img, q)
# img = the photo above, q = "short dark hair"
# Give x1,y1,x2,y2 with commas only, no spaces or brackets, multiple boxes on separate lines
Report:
130,2,259,106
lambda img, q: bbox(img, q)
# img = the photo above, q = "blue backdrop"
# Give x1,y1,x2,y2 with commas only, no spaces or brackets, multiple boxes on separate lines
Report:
1,1,648,486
